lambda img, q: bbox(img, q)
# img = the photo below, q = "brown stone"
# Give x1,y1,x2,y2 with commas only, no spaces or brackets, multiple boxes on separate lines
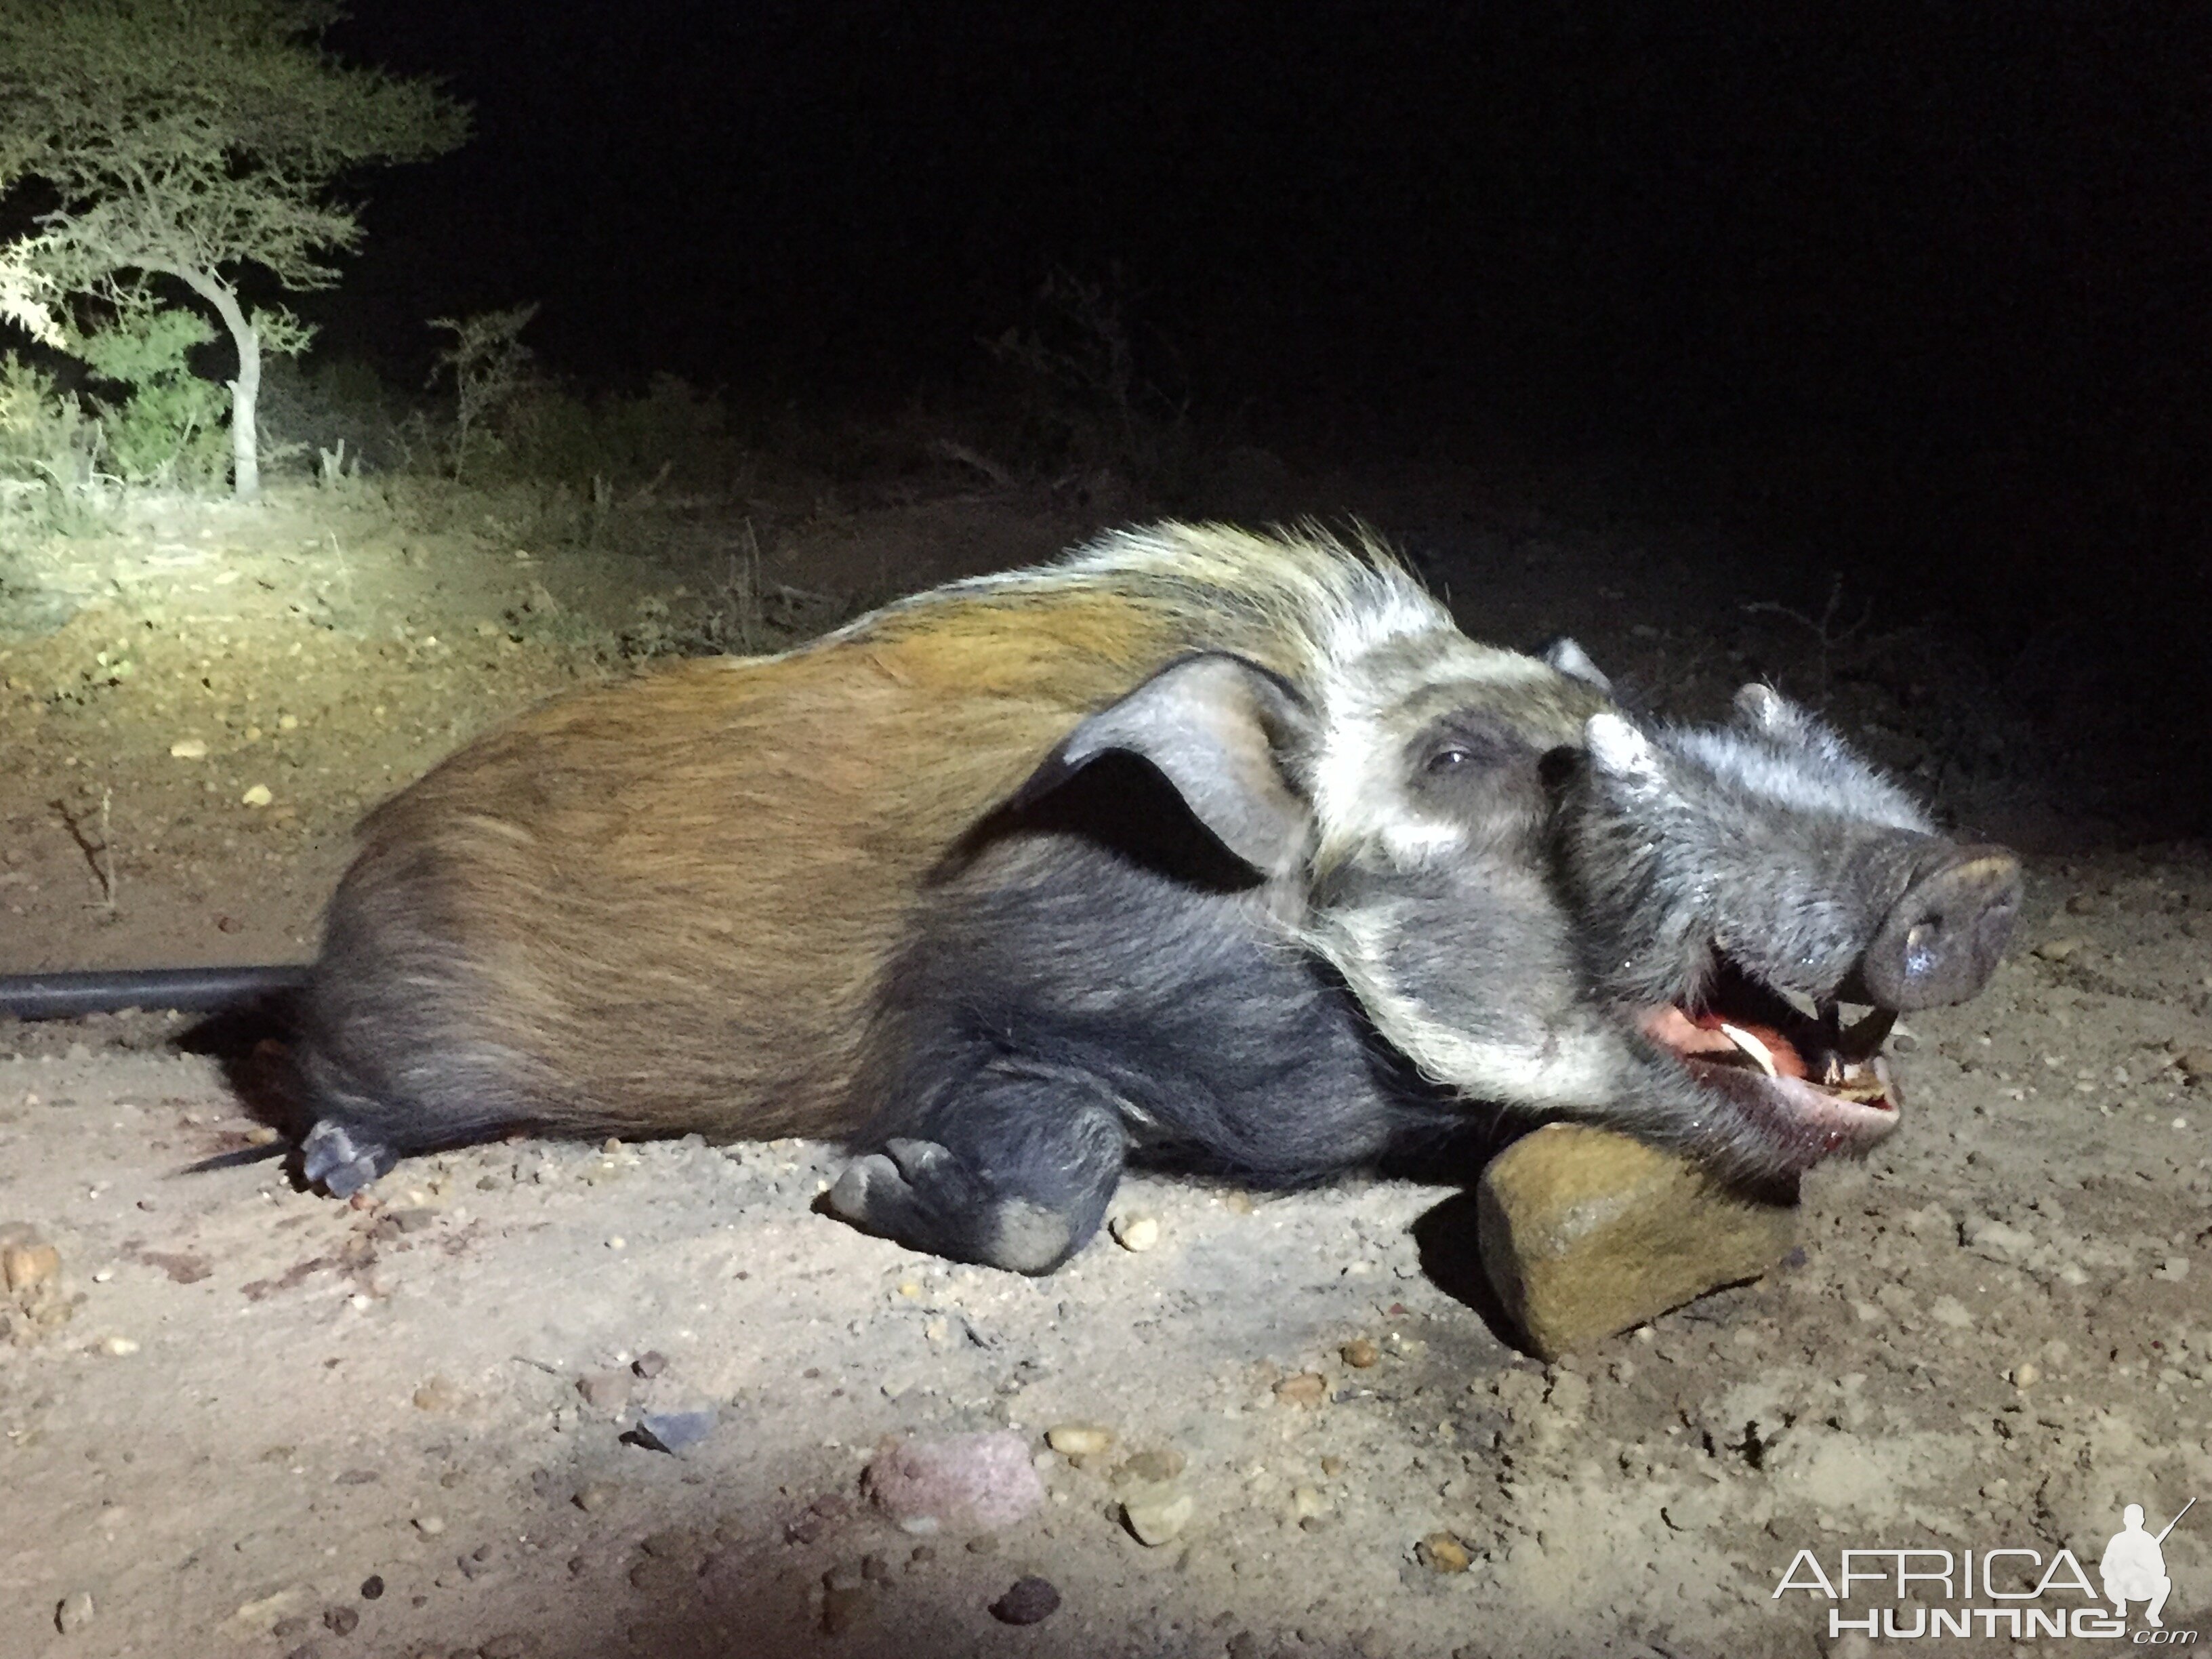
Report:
3,1242,59,1292
1417,1531,1471,1573
1273,1372,1328,1408
1475,1123,1797,1360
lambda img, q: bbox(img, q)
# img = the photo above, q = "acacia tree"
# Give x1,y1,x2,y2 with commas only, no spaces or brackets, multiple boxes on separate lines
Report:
0,0,467,498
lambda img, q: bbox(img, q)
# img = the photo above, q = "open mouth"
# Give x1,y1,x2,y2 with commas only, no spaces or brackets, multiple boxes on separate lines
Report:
1639,958,1902,1164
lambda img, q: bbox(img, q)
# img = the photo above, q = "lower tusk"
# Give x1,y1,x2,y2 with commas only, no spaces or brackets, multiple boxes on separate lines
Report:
1718,1021,1781,1080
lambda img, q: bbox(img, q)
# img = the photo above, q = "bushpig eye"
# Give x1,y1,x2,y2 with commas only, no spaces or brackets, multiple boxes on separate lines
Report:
1427,746,1474,774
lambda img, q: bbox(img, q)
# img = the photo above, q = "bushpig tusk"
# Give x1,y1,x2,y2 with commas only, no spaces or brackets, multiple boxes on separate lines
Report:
1717,1021,1781,1080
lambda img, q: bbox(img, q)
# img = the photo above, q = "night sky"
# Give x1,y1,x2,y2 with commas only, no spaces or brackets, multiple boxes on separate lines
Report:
329,3,2211,690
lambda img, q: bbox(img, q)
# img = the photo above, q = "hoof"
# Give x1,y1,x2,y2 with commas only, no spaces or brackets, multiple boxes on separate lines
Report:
301,1120,396,1197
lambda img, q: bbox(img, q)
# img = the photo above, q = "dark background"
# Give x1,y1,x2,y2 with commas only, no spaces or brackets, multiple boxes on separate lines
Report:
327,1,2208,788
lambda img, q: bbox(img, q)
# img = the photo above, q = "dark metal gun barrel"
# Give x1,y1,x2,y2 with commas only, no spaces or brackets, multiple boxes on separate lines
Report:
0,965,310,1020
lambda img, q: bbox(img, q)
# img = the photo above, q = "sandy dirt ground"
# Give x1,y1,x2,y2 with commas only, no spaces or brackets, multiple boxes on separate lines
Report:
1,471,2207,1659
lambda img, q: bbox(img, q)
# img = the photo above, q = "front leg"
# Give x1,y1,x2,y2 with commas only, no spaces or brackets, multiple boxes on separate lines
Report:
824,1057,1127,1274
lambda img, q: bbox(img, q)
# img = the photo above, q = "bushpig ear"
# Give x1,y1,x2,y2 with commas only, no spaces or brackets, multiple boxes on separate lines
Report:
1584,710,1664,785
1021,654,1315,875
1544,637,1612,693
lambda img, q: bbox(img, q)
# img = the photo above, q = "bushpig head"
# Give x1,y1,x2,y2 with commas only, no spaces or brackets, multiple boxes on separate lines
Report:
1045,647,2019,1181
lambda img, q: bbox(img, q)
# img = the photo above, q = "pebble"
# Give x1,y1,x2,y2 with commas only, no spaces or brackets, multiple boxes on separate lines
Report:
577,1369,633,1410
323,1606,359,1635
241,784,273,808
3,1240,60,1292
989,1575,1062,1625
864,1430,1046,1532
1273,1372,1327,1408
54,1589,95,1634
630,1409,717,1455
632,1350,668,1378
411,1376,462,1412
2033,936,2086,962
1340,1338,1380,1369
359,1576,384,1600
414,1515,446,1536
1109,1214,1160,1252
2175,1048,2212,1084
2010,1361,2041,1389
169,738,208,759
1045,1423,1114,1458
1417,1532,1471,1573
1114,1448,1187,1486
100,1336,138,1356
1122,1486,1195,1546
573,1483,620,1513
1290,1485,1328,1519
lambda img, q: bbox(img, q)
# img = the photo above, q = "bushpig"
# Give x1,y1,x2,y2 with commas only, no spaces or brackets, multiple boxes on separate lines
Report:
294,524,2020,1272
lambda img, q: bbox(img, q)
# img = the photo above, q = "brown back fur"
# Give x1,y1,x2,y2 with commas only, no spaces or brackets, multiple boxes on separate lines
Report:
326,530,1396,1140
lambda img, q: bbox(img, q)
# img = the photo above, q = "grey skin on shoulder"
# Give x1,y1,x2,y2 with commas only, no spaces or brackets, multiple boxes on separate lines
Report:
290,525,2022,1272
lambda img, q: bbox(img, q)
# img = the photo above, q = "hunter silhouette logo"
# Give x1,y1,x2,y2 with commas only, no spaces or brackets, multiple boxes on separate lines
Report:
2102,1499,2192,1629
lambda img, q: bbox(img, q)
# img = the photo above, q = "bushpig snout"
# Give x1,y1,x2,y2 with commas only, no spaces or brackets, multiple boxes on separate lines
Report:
1855,844,2022,1010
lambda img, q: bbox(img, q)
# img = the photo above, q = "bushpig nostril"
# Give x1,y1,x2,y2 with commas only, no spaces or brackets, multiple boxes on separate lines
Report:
1860,844,2023,1010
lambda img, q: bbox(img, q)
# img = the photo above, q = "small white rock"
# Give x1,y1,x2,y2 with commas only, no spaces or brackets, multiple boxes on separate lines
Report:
1110,1214,1160,1253
99,1336,138,1357
240,784,272,808
1122,1486,1193,1546
1045,1424,1114,1458
414,1515,446,1536
55,1589,96,1633
168,738,207,760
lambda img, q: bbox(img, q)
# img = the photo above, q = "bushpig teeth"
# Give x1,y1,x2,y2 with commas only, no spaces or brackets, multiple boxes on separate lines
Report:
1839,1006,1897,1061
1717,1021,1781,1080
